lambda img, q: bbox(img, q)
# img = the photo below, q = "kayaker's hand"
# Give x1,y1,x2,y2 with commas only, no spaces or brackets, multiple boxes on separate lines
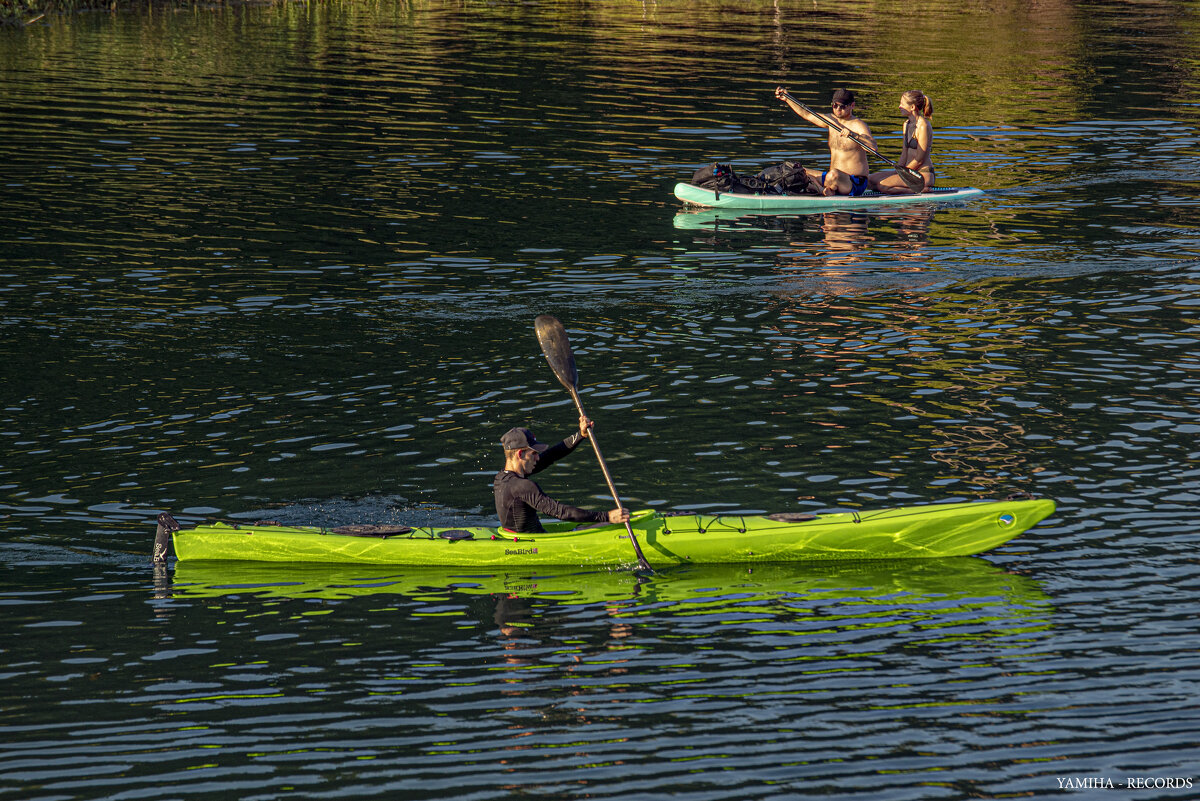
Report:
607,508,631,525
578,415,594,439
775,86,787,101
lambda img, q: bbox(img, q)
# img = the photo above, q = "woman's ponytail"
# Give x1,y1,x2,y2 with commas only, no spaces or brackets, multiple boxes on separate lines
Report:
903,90,933,119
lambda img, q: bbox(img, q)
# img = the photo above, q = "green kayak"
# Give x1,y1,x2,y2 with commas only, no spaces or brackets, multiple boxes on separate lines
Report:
673,181,984,210
158,497,1054,567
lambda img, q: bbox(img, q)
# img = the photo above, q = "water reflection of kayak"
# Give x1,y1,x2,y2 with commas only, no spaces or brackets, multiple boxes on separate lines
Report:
161,498,1055,567
674,182,983,211
168,558,1051,629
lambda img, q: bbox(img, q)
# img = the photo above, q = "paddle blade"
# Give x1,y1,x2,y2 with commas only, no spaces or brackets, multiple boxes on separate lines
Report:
899,167,926,193
534,314,578,390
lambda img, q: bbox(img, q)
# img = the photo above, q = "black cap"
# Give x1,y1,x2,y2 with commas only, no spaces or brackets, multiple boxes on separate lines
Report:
832,88,856,105
501,427,548,452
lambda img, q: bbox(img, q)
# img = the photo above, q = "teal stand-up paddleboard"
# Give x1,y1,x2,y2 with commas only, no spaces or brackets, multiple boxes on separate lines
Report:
674,182,984,211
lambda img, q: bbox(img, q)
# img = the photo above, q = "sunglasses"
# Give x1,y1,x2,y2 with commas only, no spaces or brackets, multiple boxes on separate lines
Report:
832,101,851,110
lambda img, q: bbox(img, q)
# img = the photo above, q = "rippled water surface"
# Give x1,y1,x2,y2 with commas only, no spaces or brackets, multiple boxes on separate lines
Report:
2,1,1199,799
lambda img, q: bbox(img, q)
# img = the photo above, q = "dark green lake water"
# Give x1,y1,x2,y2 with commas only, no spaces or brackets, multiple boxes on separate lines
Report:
2,1,1199,799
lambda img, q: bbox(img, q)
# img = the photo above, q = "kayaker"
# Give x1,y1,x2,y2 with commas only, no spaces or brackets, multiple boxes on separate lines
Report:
776,87,876,197
494,418,630,534
869,90,936,194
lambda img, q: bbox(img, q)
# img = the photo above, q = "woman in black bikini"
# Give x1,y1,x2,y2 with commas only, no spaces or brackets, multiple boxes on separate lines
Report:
869,90,935,195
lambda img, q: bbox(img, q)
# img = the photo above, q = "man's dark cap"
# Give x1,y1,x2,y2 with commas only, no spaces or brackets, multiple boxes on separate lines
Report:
501,427,548,452
832,88,856,104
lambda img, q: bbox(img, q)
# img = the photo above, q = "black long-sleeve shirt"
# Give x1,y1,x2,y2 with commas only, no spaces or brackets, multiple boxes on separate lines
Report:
493,432,606,533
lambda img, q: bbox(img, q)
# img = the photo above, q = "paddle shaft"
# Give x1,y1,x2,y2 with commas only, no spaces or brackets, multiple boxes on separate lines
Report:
533,313,653,572
567,386,652,570
780,91,924,187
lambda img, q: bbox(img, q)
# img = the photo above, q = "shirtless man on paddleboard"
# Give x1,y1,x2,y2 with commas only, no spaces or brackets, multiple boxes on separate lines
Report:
775,87,876,197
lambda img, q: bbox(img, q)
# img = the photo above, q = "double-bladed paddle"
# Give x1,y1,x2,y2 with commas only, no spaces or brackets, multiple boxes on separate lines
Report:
778,90,927,193
533,315,653,573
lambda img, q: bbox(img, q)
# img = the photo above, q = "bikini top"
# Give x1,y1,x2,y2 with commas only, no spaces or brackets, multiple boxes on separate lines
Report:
905,120,932,153
905,120,920,150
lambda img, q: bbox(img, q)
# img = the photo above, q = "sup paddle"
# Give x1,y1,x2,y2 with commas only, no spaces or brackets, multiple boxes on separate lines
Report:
533,314,653,573
778,90,927,193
